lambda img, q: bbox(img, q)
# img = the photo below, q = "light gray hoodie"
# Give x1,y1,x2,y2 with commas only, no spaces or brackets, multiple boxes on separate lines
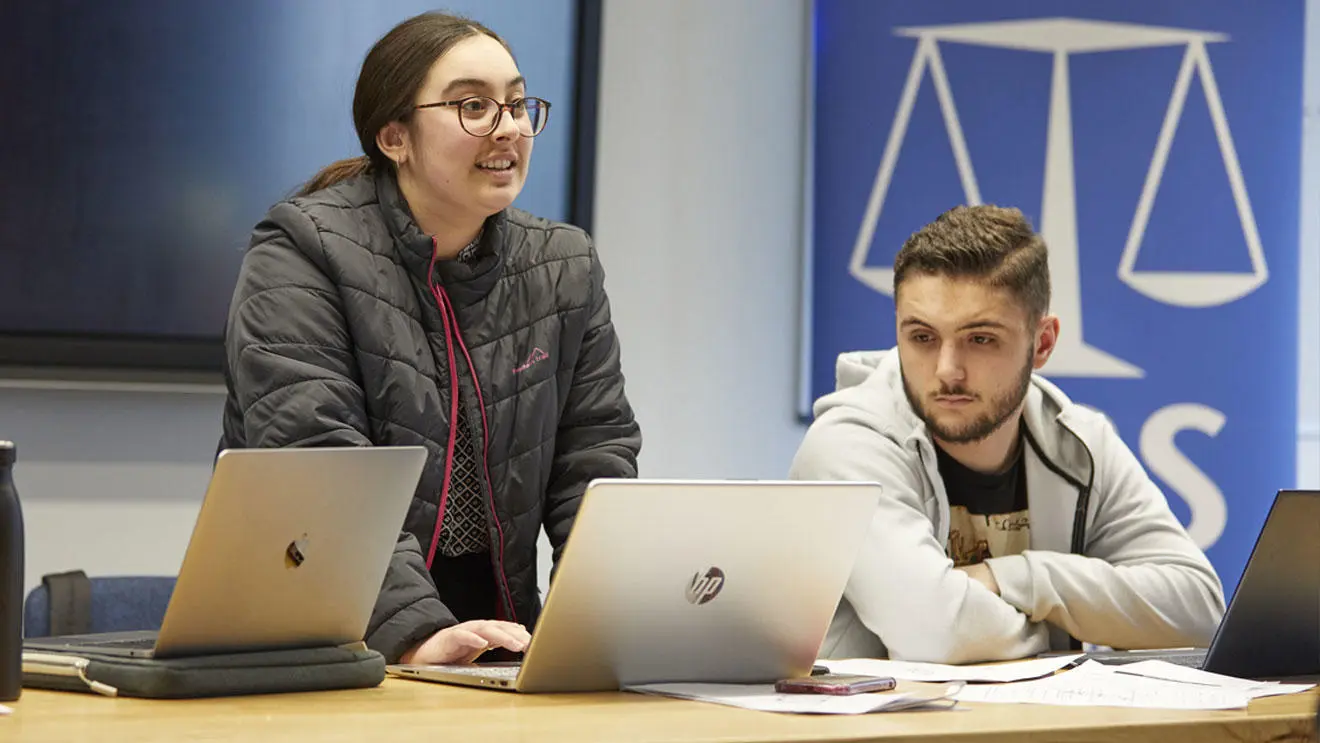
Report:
790,349,1225,664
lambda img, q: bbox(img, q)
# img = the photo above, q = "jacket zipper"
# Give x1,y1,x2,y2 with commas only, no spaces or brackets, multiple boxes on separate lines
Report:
422,256,462,571
1020,421,1095,652
1020,424,1096,555
424,247,519,623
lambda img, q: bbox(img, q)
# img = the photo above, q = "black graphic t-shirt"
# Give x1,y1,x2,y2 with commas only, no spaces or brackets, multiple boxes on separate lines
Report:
936,435,1031,567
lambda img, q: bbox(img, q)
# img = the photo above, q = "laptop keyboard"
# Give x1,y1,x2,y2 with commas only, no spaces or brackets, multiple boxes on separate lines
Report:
1147,653,1208,669
81,637,158,649
1084,649,1208,669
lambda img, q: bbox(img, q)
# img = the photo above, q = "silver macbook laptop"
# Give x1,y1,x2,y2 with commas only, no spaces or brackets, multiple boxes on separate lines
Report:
387,478,882,693
1073,489,1320,679
23,445,427,660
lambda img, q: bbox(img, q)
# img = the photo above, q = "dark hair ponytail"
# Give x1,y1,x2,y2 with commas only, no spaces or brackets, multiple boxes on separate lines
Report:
298,156,373,198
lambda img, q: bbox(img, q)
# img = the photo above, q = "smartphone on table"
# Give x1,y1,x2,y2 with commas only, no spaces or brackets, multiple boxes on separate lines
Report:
774,673,898,695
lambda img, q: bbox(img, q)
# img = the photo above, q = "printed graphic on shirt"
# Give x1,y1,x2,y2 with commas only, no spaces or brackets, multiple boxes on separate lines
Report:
947,508,1030,567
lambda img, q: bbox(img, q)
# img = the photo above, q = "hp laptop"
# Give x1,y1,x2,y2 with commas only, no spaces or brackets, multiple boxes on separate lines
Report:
386,478,883,693
24,445,427,661
1078,490,1320,679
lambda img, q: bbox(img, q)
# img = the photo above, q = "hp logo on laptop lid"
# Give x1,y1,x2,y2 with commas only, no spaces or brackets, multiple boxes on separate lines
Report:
686,567,725,605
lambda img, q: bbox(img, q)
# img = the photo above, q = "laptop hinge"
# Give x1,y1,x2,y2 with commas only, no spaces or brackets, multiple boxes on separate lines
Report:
42,570,93,636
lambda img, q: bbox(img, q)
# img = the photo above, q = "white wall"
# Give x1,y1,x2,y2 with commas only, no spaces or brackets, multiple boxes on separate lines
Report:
5,0,1317,602
592,0,811,480
1298,0,1320,488
0,385,222,595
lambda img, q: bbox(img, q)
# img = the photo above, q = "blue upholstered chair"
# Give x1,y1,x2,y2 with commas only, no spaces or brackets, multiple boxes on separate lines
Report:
23,570,176,638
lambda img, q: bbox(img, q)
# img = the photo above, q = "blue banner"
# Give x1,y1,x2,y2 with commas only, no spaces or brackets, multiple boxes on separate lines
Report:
807,0,1303,595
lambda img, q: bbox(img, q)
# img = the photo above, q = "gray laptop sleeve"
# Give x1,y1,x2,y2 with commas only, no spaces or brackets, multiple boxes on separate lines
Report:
21,643,385,699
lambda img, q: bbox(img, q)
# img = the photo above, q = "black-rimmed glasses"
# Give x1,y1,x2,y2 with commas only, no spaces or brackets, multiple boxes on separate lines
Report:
413,96,551,137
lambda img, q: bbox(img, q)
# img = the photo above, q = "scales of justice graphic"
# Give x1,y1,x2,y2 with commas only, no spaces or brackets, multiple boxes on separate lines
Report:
849,18,1267,378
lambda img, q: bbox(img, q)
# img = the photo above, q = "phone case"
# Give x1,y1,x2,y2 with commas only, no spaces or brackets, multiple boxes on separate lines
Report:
774,673,897,695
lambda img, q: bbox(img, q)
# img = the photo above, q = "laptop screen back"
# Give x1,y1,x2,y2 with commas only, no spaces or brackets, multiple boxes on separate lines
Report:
512,479,882,692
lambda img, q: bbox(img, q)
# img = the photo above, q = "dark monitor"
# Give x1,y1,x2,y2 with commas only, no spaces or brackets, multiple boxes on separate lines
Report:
1081,490,1319,680
1200,489,1320,679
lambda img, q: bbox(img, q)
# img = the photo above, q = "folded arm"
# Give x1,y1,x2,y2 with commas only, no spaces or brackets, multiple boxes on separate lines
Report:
790,408,1048,664
985,421,1225,649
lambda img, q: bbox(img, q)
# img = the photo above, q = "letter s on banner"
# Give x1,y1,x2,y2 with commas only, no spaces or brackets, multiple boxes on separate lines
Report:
1140,403,1228,549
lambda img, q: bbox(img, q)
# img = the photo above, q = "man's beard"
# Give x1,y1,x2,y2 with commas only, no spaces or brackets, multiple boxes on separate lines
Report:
902,352,1034,445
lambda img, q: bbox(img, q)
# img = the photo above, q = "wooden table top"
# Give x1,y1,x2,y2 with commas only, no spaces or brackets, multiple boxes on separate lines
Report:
4,677,1317,743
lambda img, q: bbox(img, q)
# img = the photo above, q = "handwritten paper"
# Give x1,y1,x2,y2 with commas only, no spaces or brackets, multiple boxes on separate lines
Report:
823,653,1082,683
952,660,1251,710
624,682,962,715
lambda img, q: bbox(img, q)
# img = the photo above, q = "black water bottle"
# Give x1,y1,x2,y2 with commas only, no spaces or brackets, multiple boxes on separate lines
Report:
0,441,22,701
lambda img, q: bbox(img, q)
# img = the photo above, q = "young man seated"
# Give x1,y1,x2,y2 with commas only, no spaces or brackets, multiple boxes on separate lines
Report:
791,205,1224,664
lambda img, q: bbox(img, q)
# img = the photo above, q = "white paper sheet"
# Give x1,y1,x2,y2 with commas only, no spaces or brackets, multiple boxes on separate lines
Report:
823,653,1083,683
0,703,10,716
952,660,1252,710
1108,660,1316,699
624,682,962,715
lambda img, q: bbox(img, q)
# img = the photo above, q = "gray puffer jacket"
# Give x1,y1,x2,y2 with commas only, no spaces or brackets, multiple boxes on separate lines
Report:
219,169,641,662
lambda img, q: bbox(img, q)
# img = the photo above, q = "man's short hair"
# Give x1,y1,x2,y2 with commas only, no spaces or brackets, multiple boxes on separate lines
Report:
893,205,1051,320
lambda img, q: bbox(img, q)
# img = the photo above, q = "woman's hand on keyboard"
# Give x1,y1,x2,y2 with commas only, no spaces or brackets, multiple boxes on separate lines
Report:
399,620,531,665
